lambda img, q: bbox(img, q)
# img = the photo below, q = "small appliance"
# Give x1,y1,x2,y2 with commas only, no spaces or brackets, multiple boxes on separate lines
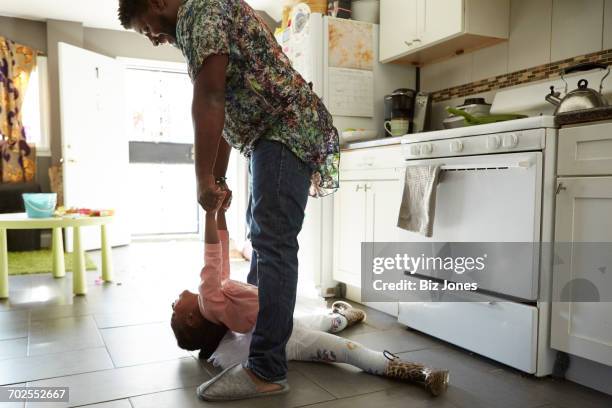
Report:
384,88,416,135
412,92,431,133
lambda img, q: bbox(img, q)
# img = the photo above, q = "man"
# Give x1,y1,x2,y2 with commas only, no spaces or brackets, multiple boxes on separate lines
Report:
118,0,339,401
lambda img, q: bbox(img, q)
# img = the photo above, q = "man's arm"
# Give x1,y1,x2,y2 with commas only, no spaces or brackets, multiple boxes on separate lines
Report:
214,138,231,179
214,138,233,210
192,54,229,211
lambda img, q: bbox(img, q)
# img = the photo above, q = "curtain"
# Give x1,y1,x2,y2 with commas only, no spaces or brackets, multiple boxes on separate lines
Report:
0,36,37,183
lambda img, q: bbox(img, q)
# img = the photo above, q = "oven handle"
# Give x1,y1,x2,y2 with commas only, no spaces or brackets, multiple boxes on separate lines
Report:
436,159,533,171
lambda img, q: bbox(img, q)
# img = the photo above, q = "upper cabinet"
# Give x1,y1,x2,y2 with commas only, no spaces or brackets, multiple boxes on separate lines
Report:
380,0,510,65
380,0,418,64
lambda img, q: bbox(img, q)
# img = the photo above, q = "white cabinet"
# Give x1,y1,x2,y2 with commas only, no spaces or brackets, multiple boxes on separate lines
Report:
333,178,403,286
333,146,406,316
551,176,612,367
419,0,463,46
557,122,612,176
380,0,510,65
379,0,418,63
333,180,369,287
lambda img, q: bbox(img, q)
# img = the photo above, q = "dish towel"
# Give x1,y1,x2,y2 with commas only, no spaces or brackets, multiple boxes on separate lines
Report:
397,165,442,237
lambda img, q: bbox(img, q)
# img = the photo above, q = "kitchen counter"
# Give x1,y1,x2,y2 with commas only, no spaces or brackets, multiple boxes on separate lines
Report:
341,116,558,151
555,106,612,126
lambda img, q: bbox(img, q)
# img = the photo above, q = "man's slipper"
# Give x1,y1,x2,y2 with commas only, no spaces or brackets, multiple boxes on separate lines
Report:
196,363,290,401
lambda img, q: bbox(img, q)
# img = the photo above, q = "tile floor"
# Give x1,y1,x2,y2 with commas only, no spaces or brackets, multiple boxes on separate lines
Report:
1,239,612,408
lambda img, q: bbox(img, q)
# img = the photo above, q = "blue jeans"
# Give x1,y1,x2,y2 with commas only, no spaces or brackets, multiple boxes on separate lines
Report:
245,139,311,382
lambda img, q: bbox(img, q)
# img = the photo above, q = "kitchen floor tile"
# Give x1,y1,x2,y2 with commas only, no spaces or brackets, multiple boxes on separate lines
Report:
29,302,92,322
100,322,189,367
0,310,29,341
396,348,553,408
130,370,335,408
2,240,611,408
344,328,442,354
28,316,104,356
290,361,398,398
26,357,210,408
0,347,113,385
93,304,168,329
76,399,132,408
2,383,26,408
0,337,28,360
302,385,459,408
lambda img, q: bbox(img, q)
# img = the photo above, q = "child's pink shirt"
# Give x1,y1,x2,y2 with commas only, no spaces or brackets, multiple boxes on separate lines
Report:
198,230,258,333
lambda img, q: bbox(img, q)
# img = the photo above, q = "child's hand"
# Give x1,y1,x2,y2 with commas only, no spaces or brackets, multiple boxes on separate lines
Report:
206,191,227,214
198,175,225,211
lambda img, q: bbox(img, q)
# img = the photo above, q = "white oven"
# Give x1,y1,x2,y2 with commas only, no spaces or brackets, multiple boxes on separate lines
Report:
398,130,545,300
396,126,548,373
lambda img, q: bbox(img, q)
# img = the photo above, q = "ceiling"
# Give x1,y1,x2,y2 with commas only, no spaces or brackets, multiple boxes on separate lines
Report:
0,0,281,31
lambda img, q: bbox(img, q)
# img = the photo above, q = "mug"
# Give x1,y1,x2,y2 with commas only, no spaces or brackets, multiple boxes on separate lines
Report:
384,119,410,137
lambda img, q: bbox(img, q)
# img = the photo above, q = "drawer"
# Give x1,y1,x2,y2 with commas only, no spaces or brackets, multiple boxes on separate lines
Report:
341,145,405,171
558,122,612,176
397,277,538,373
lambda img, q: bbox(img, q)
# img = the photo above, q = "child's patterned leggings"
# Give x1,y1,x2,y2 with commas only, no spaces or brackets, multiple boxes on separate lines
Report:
286,315,388,375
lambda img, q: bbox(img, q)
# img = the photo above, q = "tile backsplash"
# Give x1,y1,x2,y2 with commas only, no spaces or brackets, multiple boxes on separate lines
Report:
430,48,612,103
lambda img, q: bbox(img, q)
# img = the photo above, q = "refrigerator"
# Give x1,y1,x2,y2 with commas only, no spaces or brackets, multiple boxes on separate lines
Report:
275,13,416,299
275,12,416,137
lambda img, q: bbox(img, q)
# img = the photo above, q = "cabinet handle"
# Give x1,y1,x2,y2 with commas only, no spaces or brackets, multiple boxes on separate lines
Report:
364,184,371,191
556,183,567,194
404,40,413,47
356,184,363,192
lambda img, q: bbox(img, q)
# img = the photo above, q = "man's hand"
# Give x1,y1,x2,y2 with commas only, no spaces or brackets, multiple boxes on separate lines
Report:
198,174,226,211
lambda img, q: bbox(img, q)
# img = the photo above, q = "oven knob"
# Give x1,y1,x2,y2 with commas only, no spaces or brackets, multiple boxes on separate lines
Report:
421,143,433,154
410,145,421,155
487,135,501,150
450,140,463,153
503,133,519,148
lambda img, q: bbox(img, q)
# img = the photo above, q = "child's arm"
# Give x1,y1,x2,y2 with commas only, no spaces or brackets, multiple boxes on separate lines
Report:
217,208,227,231
200,199,226,308
205,210,220,244
217,209,230,281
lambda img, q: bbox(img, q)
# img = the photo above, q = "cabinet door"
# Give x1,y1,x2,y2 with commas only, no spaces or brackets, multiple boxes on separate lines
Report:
551,177,612,366
368,178,404,243
380,0,418,62
418,0,463,45
558,122,612,176
364,178,404,316
333,181,368,287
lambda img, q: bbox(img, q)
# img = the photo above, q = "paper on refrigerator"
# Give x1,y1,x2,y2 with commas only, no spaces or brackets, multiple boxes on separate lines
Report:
326,18,375,117
328,68,374,117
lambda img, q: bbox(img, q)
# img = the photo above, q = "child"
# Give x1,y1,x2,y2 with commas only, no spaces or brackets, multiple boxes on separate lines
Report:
171,201,449,400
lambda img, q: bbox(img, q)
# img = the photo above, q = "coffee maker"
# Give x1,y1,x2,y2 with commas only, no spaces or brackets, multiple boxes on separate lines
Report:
384,88,416,136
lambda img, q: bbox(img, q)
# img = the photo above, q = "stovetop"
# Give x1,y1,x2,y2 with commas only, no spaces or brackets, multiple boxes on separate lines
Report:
401,116,557,145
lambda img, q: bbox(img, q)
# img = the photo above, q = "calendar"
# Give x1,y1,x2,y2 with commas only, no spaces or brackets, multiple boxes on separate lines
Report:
328,67,374,117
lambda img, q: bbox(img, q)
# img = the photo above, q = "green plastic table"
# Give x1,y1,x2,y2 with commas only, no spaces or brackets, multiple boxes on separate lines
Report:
0,213,114,298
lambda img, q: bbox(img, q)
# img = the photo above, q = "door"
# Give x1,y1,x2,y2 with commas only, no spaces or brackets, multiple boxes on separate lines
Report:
333,180,368,287
365,177,404,316
369,177,404,243
379,0,418,61
58,43,130,250
551,177,612,366
396,151,543,301
417,0,463,45
558,122,612,176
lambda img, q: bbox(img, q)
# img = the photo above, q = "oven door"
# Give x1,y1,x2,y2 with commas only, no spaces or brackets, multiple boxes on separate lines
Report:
398,151,542,300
